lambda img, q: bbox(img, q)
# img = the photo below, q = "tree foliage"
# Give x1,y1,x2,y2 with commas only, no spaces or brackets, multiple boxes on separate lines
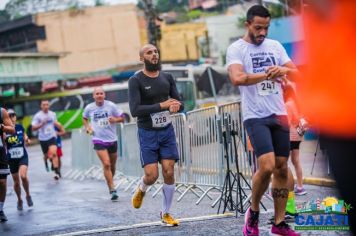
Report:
95,0,104,7
153,0,188,13
0,10,10,23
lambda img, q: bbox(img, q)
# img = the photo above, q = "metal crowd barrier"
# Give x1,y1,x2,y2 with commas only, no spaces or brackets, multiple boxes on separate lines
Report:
171,113,190,184
218,102,255,188
71,128,96,170
68,102,258,207
174,107,222,204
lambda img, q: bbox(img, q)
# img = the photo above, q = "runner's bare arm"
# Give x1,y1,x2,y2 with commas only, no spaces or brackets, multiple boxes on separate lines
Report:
1,108,15,134
108,116,124,124
24,132,31,145
82,117,93,134
228,64,268,86
54,121,65,135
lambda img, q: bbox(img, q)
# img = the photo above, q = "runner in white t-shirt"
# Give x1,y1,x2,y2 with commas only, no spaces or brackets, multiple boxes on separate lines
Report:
226,5,300,236
32,100,65,180
83,86,124,201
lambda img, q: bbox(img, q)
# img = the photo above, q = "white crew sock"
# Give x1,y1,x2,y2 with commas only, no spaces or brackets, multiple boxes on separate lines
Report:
139,176,149,192
162,183,175,214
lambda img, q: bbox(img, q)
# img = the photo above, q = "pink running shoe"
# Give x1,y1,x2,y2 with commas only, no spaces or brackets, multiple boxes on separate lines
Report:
270,221,300,236
243,207,259,236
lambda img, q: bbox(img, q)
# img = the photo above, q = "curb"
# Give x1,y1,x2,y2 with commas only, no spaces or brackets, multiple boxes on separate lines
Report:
303,177,336,187
53,213,234,236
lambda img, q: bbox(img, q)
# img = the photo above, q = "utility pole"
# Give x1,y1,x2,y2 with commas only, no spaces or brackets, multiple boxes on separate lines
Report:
141,0,161,48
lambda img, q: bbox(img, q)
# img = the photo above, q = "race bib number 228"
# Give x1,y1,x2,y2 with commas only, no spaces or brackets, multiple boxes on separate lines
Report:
151,111,171,128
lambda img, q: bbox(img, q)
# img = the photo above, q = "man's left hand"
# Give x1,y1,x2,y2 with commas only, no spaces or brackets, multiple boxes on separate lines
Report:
266,66,288,81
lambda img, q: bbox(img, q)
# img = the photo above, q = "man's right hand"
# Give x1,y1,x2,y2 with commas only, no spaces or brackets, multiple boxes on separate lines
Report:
40,119,47,128
86,127,93,135
160,99,181,110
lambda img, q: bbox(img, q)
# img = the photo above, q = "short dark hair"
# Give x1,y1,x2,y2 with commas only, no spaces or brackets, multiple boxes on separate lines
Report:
246,5,271,22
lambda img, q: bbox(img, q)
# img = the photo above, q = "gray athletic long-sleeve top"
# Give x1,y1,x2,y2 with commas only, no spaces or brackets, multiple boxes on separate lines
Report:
128,71,184,130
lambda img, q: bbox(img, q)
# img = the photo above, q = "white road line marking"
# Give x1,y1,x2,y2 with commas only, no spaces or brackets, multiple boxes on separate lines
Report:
53,213,234,236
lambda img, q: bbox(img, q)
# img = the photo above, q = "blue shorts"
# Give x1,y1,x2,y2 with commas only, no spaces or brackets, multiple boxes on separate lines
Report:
244,114,290,158
138,124,179,167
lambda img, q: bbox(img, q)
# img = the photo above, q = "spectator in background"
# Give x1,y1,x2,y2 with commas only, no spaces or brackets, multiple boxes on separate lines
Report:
284,84,306,196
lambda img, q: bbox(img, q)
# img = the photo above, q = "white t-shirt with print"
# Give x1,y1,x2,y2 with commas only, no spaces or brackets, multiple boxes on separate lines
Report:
83,100,123,143
31,110,57,141
226,38,291,121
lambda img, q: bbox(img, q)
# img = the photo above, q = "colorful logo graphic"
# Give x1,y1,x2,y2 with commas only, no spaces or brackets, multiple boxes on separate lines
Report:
295,197,351,231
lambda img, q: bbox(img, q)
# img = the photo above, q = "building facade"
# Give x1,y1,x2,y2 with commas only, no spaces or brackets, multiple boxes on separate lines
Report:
0,4,143,74
160,22,207,63
36,4,142,73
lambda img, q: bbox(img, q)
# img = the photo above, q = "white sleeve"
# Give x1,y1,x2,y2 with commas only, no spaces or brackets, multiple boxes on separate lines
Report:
82,105,90,119
52,111,57,121
226,44,243,68
277,42,291,66
31,113,40,126
111,102,123,117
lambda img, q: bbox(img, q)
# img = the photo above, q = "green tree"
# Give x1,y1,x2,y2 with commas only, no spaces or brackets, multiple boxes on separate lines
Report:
0,10,10,23
267,4,284,18
187,9,202,20
154,0,188,13
95,0,104,6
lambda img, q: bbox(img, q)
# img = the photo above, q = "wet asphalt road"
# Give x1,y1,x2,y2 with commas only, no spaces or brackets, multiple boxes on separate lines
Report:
0,139,352,236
